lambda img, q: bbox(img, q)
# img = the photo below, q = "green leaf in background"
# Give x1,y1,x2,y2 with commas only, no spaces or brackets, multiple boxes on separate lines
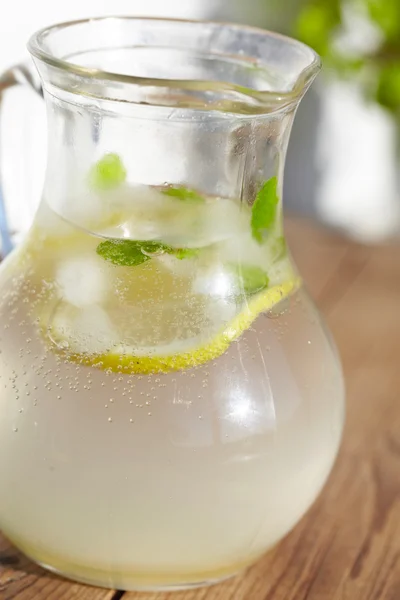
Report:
366,0,400,41
376,63,400,111
231,264,269,295
295,2,341,56
90,153,127,191
162,185,205,203
292,0,400,114
251,177,279,243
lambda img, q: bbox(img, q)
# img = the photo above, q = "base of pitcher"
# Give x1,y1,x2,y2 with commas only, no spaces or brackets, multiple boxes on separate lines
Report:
4,532,258,591
40,559,241,591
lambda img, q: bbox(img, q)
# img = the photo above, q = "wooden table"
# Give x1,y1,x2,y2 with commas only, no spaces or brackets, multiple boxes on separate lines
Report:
1,217,400,600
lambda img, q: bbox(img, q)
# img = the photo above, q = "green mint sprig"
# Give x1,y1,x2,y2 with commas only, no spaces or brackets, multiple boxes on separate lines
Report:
90,153,127,191
230,264,269,295
96,239,198,267
162,185,204,203
251,177,279,244
174,247,199,260
97,240,158,267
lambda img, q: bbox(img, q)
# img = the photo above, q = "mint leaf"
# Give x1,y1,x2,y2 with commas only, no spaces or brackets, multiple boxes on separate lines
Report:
231,264,269,295
251,177,279,243
90,153,127,191
96,240,152,267
162,185,204,203
96,239,199,266
140,241,171,255
174,247,199,260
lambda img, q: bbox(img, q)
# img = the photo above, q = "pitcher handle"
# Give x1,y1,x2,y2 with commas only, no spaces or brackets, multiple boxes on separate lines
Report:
0,63,43,256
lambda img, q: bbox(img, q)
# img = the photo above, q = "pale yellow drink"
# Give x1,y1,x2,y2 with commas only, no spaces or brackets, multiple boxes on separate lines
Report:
0,188,344,590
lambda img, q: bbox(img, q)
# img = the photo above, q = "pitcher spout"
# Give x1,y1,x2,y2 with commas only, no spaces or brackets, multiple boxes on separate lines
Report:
28,17,320,115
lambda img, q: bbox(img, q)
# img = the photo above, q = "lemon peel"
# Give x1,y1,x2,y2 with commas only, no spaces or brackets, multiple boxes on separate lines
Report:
53,278,300,375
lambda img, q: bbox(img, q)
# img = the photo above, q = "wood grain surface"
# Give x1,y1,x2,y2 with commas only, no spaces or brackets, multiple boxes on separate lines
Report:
1,217,400,600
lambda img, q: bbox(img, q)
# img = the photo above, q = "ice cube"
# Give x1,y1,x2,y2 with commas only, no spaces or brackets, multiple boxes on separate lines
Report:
157,197,249,248
98,184,175,241
197,198,250,246
68,191,103,228
218,231,270,270
96,186,250,248
56,255,108,307
157,253,196,277
72,306,119,354
192,264,236,298
220,229,295,286
51,304,119,355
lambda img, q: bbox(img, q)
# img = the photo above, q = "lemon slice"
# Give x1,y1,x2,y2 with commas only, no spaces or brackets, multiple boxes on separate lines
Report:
52,278,300,374
29,199,300,375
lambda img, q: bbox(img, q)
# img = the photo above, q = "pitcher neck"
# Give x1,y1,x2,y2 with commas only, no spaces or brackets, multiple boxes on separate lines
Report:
42,89,296,227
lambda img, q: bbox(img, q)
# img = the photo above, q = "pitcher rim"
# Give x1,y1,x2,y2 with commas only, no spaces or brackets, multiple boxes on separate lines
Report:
28,16,321,113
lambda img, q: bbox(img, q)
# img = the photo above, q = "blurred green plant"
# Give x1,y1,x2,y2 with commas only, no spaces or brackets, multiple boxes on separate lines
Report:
291,0,400,115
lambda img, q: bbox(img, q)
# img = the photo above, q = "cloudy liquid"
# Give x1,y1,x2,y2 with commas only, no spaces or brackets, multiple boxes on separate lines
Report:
0,198,344,590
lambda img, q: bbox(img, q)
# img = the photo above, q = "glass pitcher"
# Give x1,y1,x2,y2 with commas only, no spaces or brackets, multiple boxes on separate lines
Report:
0,17,345,592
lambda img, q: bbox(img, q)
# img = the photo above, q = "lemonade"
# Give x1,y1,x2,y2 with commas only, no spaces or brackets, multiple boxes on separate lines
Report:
0,15,345,593
0,175,344,590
